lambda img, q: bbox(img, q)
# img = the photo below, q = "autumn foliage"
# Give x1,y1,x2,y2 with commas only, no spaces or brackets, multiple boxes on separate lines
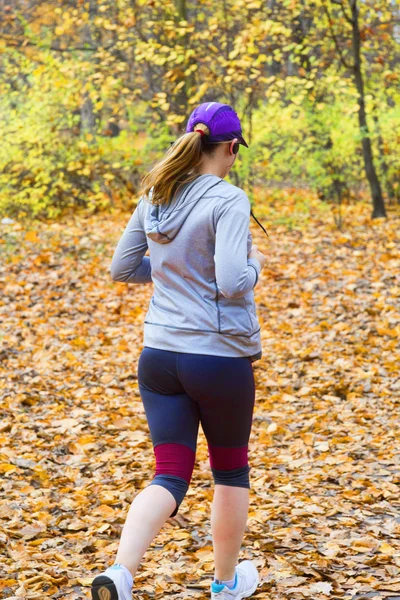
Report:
0,0,399,219
0,193,399,598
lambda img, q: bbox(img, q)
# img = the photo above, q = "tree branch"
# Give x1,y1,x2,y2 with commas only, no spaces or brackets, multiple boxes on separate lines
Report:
321,1,355,71
0,35,115,52
331,0,354,25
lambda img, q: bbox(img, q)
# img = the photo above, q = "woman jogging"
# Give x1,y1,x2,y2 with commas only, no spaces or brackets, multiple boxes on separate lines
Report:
91,101,266,600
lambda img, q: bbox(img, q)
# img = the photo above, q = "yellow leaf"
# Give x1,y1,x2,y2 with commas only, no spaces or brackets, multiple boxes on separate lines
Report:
93,505,116,518
379,542,396,555
71,336,89,348
77,577,93,587
0,463,16,474
25,231,39,243
195,545,214,561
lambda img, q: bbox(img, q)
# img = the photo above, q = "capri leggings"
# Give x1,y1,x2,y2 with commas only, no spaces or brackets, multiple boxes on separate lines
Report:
138,346,256,517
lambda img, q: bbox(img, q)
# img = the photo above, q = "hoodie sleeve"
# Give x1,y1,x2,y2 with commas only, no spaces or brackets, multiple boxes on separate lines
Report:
214,194,261,299
110,200,152,284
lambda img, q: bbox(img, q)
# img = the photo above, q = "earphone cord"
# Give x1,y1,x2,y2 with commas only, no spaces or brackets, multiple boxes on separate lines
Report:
250,209,270,238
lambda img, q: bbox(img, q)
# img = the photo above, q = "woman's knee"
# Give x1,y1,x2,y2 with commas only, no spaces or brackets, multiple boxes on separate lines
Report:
211,464,250,488
208,444,250,488
151,442,196,517
150,475,189,517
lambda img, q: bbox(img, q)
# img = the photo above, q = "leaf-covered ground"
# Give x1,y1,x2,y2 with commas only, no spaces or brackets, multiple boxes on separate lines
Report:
0,192,399,600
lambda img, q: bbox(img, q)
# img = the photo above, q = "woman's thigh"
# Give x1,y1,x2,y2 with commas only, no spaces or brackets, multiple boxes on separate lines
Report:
138,347,200,451
176,353,255,448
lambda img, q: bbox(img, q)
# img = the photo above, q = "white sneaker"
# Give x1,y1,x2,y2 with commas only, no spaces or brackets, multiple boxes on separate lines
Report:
91,564,133,600
211,560,259,599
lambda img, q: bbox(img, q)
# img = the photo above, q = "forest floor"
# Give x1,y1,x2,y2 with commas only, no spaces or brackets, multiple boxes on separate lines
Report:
0,190,399,600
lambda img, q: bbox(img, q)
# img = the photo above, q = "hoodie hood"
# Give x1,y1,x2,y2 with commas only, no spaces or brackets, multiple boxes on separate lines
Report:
144,174,223,244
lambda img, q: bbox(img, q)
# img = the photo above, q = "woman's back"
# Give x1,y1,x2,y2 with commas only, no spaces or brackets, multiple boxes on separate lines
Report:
111,173,262,360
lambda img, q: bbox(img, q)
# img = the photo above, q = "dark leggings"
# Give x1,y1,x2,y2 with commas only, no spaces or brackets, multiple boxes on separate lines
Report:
138,347,255,517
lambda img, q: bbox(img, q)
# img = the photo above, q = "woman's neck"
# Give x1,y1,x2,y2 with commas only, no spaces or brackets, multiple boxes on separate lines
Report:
196,162,226,178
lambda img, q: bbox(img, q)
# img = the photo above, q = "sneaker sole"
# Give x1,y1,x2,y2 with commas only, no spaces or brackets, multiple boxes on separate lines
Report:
211,577,259,600
240,577,259,598
91,575,119,600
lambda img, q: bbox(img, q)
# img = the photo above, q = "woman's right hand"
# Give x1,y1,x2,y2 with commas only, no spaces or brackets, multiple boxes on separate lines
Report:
249,244,266,269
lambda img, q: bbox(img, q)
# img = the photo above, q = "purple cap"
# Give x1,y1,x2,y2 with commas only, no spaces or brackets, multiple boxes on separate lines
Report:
186,102,249,147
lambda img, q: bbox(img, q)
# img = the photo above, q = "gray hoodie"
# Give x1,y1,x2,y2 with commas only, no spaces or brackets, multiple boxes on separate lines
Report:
110,174,262,361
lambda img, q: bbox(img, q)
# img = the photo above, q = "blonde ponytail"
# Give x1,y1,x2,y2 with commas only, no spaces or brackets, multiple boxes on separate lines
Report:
138,122,212,206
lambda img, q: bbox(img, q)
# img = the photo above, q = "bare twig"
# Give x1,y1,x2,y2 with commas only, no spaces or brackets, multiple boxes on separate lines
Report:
321,1,355,71
331,0,354,25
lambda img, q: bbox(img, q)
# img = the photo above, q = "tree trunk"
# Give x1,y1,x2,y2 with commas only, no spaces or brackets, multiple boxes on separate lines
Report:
175,0,193,117
177,0,186,19
81,92,95,135
79,0,98,140
350,0,386,218
373,114,395,205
